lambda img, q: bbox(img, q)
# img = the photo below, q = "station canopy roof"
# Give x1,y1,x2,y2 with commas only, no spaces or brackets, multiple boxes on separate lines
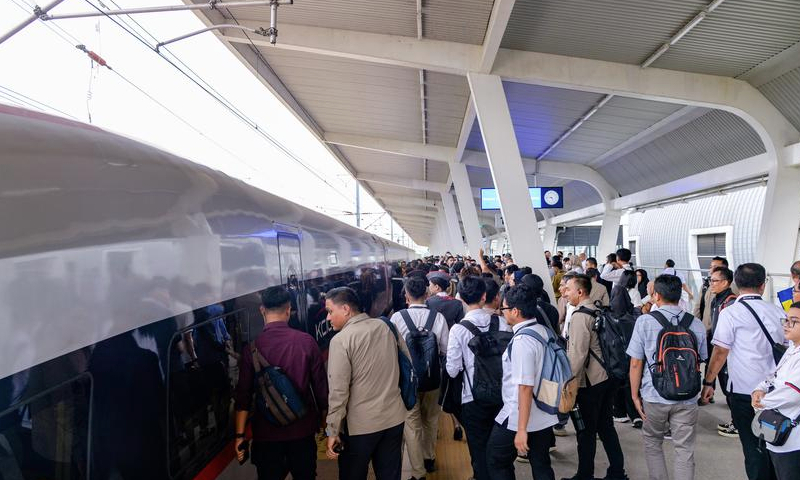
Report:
188,0,800,247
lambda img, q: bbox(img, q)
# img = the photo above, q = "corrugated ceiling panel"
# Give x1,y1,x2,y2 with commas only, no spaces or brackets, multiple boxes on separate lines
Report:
758,66,800,133
365,181,429,198
217,0,417,37
598,110,766,196
653,0,800,77
339,147,427,181
426,73,471,147
466,82,603,158
547,97,684,164
501,0,707,65
424,0,495,45
256,48,422,143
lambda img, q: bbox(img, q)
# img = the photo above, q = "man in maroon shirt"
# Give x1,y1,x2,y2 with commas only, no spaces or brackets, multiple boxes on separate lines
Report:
234,286,328,480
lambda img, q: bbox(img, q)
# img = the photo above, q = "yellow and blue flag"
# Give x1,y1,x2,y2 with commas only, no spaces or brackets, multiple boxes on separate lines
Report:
777,287,794,312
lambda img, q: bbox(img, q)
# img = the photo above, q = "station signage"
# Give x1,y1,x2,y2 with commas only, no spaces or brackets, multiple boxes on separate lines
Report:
480,187,564,210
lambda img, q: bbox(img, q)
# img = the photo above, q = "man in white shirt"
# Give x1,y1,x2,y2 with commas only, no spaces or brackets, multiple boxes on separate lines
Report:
600,248,634,285
446,276,512,480
702,263,787,480
486,284,559,480
390,276,449,480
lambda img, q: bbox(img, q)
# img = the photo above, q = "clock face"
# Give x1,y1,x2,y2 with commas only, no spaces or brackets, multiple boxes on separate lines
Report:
544,190,560,206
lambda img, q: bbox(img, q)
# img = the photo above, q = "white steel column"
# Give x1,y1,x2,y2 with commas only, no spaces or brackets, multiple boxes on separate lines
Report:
757,159,800,276
597,211,623,260
542,223,558,254
451,163,484,259
467,72,556,302
440,192,465,254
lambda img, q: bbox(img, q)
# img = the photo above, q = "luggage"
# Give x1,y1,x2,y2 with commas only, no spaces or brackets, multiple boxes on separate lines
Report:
381,318,418,410
577,305,636,381
250,342,307,426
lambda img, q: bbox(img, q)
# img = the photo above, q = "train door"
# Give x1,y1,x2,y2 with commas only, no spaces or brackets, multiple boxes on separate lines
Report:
277,232,306,331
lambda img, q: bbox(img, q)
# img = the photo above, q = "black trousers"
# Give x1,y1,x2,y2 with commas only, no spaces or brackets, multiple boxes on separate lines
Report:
338,423,404,480
769,450,800,480
462,401,503,480
729,394,777,480
251,435,317,480
575,380,626,480
612,379,640,421
486,420,555,480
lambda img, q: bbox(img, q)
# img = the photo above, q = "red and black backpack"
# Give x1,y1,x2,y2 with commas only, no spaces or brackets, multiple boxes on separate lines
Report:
647,311,701,401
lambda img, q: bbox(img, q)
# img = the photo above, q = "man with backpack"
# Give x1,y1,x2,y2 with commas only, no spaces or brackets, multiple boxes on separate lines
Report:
446,275,512,480
390,276,449,480
486,283,561,480
627,275,708,480
563,275,628,480
234,286,328,480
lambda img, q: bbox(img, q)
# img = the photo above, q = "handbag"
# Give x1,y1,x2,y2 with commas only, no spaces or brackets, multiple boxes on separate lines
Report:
751,409,800,447
381,317,418,410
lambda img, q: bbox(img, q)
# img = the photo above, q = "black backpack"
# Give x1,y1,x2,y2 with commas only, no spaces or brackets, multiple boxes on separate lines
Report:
399,309,442,392
577,305,636,381
648,310,702,401
461,316,513,406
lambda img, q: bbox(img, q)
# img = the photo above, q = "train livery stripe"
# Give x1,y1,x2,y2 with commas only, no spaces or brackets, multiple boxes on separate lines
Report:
192,440,237,480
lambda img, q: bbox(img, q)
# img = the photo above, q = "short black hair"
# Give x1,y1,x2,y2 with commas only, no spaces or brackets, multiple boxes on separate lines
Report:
584,268,599,280
654,274,682,303
791,260,800,278
261,286,292,310
503,284,538,319
607,253,617,263
734,263,766,290
521,273,544,297
586,257,598,267
520,266,533,275
484,277,500,304
570,274,592,295
458,275,486,305
711,266,734,284
429,276,449,291
404,276,429,300
665,259,675,268
551,257,563,269
505,264,519,276
712,256,729,267
620,269,637,289
616,248,632,262
326,287,362,312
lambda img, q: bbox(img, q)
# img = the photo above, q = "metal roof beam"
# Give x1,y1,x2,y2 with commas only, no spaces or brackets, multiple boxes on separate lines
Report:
380,195,439,208
324,132,455,163
478,0,516,73
357,173,447,193
385,207,438,218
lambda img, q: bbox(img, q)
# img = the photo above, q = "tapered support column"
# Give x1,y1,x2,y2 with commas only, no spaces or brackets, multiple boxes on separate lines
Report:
542,223,558,254
597,210,623,260
468,72,555,302
451,163,484,259
756,160,800,280
440,192,465,254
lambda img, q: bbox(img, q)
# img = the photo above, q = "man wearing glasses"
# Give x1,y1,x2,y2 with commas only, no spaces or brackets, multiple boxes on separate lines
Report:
707,266,739,437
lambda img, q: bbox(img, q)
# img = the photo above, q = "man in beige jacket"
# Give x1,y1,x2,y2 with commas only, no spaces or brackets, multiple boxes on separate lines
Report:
564,275,628,480
325,287,408,480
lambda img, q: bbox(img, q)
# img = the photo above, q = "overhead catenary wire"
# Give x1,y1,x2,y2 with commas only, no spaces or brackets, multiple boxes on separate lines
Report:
0,83,79,120
80,0,354,204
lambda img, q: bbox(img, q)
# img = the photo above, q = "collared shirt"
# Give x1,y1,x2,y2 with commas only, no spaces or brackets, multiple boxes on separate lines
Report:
390,304,449,354
446,308,512,404
712,295,787,395
496,320,559,432
567,298,608,388
234,321,328,441
600,263,633,284
756,344,800,453
563,303,577,340
626,304,708,404
326,313,407,437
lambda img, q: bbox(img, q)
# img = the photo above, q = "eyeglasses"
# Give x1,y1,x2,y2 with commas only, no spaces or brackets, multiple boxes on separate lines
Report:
709,278,726,284
782,317,800,329
498,306,513,312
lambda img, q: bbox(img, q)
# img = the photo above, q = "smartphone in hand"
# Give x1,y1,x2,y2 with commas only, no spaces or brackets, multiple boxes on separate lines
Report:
237,440,251,465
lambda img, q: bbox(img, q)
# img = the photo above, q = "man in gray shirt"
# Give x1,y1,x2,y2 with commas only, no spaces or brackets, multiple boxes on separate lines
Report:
628,274,708,480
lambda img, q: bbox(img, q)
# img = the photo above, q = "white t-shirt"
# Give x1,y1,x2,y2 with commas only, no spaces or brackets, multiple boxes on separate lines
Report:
712,295,787,395
390,304,449,354
495,320,559,432
756,344,800,453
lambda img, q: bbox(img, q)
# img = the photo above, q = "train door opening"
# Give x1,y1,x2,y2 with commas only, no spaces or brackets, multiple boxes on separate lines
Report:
277,233,306,331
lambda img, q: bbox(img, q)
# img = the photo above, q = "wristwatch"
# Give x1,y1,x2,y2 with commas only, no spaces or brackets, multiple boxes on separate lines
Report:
702,379,715,387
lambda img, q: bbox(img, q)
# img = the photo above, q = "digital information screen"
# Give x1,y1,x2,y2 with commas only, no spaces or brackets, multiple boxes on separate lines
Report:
480,187,564,210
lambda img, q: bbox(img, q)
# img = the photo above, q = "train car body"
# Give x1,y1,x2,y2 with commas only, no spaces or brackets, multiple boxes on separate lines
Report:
0,105,414,480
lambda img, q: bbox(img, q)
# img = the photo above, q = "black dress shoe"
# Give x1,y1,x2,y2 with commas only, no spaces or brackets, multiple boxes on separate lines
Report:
453,426,463,441
424,458,436,473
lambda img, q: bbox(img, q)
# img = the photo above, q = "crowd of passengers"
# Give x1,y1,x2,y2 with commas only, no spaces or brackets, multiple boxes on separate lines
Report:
233,251,800,480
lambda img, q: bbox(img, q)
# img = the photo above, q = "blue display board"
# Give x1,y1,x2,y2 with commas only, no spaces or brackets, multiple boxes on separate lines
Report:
480,187,564,210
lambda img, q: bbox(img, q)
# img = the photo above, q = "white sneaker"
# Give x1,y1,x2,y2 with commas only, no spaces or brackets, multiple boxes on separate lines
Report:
613,416,630,423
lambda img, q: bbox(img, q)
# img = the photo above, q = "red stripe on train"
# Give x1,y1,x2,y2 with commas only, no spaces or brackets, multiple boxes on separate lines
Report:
192,440,237,480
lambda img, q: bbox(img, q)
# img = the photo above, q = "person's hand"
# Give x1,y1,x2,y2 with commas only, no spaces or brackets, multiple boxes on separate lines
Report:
514,430,528,457
235,438,247,463
701,385,715,404
326,435,341,459
632,394,647,421
752,390,767,410
479,247,485,259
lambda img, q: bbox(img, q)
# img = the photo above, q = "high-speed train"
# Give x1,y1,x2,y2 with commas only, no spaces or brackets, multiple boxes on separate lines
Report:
0,104,414,480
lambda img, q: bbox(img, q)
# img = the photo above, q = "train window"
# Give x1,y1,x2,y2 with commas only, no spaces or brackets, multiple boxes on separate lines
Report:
0,374,92,480
277,233,306,332
167,308,243,479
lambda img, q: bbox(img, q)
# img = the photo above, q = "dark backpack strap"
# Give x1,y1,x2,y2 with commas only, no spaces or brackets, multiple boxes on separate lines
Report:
424,308,438,332
399,309,417,334
576,306,597,317
536,305,556,333
459,320,482,337
489,315,500,332
678,312,695,329
649,310,673,330
740,300,778,346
